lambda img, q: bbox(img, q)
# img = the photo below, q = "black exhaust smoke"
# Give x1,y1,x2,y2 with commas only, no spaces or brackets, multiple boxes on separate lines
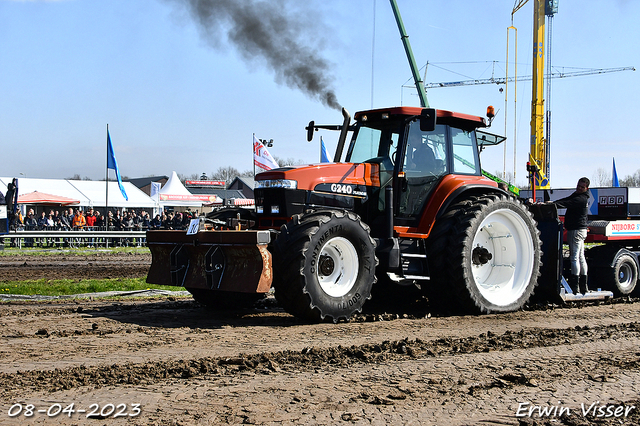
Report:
167,0,341,110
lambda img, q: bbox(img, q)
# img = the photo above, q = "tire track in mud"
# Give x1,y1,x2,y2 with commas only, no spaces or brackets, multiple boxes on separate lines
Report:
0,252,151,281
3,253,640,424
2,322,639,398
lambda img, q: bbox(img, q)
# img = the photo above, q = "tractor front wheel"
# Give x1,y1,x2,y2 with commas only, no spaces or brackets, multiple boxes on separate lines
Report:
273,210,377,322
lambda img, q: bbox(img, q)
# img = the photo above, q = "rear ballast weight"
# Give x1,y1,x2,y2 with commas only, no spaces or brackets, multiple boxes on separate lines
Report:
146,229,274,296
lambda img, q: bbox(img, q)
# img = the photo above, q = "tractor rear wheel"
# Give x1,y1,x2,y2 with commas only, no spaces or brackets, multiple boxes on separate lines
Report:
425,194,541,313
272,210,377,322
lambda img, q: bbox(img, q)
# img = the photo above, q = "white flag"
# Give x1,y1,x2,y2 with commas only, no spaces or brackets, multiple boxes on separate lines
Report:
253,135,279,171
150,181,161,201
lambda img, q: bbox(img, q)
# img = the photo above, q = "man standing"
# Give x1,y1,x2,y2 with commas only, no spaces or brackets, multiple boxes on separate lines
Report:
60,209,72,230
86,209,96,229
72,209,86,230
551,177,591,294
94,211,104,228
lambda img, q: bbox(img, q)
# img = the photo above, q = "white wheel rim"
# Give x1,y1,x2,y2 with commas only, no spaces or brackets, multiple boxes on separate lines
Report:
316,236,359,297
618,261,635,291
470,208,535,307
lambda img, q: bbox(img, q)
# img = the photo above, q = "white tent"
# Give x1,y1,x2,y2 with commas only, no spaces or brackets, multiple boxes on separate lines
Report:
0,177,156,209
158,171,221,208
68,180,156,208
1,178,91,205
159,171,191,196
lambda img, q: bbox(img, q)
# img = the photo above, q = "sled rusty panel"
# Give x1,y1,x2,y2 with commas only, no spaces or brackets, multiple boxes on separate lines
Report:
146,230,273,293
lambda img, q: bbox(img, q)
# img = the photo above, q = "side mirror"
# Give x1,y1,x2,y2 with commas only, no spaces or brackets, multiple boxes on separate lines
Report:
419,108,437,132
306,121,315,142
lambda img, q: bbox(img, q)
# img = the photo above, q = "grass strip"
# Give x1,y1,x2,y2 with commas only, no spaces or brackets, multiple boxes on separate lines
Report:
0,278,177,297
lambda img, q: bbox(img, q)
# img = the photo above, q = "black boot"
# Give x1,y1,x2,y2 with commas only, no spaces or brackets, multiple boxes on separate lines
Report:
569,274,580,294
579,275,589,294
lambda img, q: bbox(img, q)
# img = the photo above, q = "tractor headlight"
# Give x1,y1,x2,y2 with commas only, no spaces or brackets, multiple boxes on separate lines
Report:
255,179,298,189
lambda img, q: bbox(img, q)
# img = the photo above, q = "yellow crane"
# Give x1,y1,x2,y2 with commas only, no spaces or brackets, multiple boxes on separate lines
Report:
409,1,633,190
526,0,553,189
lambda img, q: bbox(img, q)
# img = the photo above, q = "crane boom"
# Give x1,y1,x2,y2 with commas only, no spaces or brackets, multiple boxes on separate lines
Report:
423,66,635,88
529,0,548,189
389,0,429,108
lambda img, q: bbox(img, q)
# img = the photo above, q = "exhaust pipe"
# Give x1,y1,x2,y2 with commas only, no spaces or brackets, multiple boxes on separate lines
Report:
333,107,350,162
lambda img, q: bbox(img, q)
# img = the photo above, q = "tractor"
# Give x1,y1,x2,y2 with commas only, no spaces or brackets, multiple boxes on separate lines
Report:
146,105,543,322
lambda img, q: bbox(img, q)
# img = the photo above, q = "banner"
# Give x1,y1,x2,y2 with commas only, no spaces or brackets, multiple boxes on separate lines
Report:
253,135,279,171
159,194,221,203
612,158,620,187
185,180,226,187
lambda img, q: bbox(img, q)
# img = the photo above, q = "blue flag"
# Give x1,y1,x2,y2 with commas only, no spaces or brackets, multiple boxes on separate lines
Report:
107,130,128,201
320,136,332,163
612,158,620,187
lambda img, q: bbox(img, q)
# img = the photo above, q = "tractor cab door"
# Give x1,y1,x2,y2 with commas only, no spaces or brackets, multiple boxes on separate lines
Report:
345,124,400,230
396,122,449,226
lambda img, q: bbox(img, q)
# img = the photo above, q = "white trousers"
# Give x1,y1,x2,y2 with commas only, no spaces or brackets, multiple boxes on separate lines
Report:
566,228,588,276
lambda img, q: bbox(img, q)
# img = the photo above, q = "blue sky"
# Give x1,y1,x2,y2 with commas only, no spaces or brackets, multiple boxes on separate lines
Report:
1,0,638,188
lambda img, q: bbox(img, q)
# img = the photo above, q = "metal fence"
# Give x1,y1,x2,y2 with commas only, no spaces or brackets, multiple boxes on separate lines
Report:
1,228,148,249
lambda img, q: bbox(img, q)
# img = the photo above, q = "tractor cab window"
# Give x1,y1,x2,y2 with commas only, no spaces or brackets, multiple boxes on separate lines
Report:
403,124,447,176
398,123,448,221
348,126,399,172
452,129,480,174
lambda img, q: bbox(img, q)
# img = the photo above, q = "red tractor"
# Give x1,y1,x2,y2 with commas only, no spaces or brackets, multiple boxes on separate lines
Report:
147,106,542,322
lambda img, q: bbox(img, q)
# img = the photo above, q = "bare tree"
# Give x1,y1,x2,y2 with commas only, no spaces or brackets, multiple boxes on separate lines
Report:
620,169,640,187
177,173,199,184
211,166,242,185
503,171,515,184
274,156,305,167
592,168,610,187
493,170,516,184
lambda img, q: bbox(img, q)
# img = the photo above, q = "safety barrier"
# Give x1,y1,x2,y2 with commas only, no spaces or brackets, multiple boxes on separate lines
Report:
1,230,148,249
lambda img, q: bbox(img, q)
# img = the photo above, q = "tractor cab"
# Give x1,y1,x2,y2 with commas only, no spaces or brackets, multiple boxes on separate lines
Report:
342,107,489,233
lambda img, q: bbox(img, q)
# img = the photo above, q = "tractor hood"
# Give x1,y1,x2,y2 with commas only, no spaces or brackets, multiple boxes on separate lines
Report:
256,162,382,192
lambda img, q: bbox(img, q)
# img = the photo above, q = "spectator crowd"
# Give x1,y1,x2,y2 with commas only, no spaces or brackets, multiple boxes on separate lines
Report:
12,208,201,232
7,208,202,248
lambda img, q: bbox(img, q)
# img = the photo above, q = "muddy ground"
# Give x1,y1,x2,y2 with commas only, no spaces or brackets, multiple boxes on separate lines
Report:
0,251,639,425
0,251,150,282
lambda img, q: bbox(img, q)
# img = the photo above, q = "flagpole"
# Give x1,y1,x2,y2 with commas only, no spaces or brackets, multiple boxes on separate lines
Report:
252,133,256,178
105,125,110,247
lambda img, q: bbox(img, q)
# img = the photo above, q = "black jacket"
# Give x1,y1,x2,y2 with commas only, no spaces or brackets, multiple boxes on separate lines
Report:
555,191,589,230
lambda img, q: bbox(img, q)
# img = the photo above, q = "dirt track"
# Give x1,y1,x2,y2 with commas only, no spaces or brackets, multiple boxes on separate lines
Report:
1,251,640,425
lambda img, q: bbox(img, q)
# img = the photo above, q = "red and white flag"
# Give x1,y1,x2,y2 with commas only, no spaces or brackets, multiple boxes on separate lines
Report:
253,135,279,171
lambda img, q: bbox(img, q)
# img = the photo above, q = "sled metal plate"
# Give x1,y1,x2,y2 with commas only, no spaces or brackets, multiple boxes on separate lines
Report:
146,230,274,293
560,288,614,302
559,276,614,301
